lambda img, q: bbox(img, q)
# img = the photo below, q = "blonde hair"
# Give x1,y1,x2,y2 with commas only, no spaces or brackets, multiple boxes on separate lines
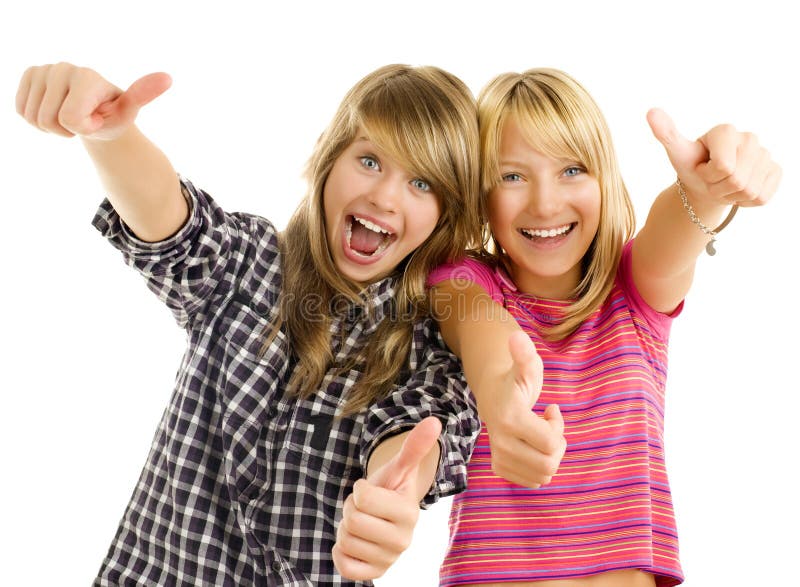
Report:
274,64,479,415
477,68,635,339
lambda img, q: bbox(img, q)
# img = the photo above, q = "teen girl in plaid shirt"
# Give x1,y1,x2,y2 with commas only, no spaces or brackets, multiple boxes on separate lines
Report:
16,62,502,586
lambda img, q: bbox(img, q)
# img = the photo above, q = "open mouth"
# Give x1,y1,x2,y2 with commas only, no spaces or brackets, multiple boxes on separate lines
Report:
519,223,575,242
346,215,397,258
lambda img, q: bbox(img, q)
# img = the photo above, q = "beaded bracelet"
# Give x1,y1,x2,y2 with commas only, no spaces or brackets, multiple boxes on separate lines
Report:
676,179,739,256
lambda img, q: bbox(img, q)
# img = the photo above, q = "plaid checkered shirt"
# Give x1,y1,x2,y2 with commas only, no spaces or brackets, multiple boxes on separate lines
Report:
90,179,479,586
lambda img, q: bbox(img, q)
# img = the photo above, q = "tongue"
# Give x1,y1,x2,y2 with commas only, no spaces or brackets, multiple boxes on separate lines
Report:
350,222,384,255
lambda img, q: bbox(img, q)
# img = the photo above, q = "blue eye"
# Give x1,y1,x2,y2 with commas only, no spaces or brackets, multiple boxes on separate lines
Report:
411,178,430,192
502,173,522,182
564,166,584,177
360,156,381,171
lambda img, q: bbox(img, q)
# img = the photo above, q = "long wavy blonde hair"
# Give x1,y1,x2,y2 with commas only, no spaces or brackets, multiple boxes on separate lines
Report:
272,64,479,415
477,68,636,339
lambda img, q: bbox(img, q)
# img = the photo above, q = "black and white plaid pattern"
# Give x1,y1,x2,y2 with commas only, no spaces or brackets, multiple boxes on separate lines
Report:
90,179,478,586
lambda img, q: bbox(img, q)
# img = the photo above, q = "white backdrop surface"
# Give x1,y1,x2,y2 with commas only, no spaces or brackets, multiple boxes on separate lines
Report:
1,1,797,585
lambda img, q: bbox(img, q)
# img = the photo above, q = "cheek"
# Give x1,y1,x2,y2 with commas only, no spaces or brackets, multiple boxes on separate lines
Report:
411,198,441,243
487,192,512,232
576,184,602,224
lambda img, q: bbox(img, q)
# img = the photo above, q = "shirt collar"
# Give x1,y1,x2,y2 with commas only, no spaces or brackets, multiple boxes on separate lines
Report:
331,275,397,331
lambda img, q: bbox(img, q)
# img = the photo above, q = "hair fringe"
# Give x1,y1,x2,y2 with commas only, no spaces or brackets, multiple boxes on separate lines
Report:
476,68,635,341
261,64,479,414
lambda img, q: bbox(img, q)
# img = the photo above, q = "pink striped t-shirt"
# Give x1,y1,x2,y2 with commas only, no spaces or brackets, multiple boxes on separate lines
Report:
428,241,684,586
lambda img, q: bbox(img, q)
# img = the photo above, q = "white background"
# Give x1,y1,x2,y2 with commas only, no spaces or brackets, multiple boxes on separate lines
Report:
1,1,798,585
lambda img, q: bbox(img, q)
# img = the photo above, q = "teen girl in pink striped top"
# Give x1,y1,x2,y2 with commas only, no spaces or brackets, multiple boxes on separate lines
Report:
429,68,781,587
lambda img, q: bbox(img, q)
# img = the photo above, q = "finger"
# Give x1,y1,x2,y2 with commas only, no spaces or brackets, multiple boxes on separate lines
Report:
22,68,47,127
543,403,565,436
351,480,419,527
696,123,739,184
335,528,396,568
491,436,562,488
646,108,707,176
110,72,172,123
15,66,34,117
124,72,172,108
372,417,441,491
508,330,543,408
513,408,563,455
347,482,412,537
332,543,384,581
38,65,75,137
735,163,782,208
716,142,766,205
760,165,783,203
333,550,385,581
58,68,122,135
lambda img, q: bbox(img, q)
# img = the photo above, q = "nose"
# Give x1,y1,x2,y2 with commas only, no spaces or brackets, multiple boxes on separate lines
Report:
527,181,564,218
367,175,402,213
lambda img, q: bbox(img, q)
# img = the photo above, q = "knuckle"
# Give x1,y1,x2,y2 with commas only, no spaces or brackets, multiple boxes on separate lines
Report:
36,111,55,131
545,456,560,476
742,131,759,148
24,108,40,127
58,108,78,130
728,174,746,192
713,159,736,177
73,64,93,79
541,435,558,454
346,512,367,536
21,65,38,82
558,436,568,456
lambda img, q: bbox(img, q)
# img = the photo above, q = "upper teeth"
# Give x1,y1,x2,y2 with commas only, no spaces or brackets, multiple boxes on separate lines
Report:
522,224,571,238
354,216,391,234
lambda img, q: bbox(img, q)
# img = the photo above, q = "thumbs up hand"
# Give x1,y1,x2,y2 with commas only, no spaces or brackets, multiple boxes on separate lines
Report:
646,108,780,208
16,63,172,141
333,417,442,581
480,331,566,489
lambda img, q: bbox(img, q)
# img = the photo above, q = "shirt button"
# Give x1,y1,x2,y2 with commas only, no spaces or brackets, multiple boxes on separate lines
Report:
271,561,282,573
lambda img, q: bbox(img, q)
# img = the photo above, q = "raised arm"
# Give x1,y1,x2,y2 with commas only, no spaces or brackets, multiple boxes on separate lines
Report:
632,109,781,313
431,279,566,489
15,63,186,242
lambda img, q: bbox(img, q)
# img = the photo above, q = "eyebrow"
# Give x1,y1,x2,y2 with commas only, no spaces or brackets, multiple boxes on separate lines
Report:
498,159,529,168
498,156,580,168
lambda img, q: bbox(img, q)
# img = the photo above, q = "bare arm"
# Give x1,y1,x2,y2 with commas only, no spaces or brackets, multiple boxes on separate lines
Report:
430,279,565,488
16,63,187,242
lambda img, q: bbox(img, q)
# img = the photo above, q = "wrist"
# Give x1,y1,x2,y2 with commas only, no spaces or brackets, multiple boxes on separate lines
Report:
676,179,739,256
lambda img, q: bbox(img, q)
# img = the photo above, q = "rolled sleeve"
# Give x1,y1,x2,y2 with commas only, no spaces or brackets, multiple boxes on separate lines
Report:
359,317,479,507
91,177,281,330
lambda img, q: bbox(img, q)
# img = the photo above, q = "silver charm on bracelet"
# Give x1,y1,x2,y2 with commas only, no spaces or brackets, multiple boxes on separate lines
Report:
676,179,739,256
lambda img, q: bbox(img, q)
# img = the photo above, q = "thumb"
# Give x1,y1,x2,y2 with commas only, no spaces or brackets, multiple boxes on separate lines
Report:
371,416,442,492
646,108,708,176
508,330,543,409
90,72,172,131
121,72,173,109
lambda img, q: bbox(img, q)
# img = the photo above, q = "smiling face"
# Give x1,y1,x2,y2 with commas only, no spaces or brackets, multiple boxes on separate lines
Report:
323,134,441,286
489,119,601,299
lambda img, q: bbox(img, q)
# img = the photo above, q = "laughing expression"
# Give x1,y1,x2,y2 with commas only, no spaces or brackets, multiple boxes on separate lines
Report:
489,119,601,299
323,135,441,286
